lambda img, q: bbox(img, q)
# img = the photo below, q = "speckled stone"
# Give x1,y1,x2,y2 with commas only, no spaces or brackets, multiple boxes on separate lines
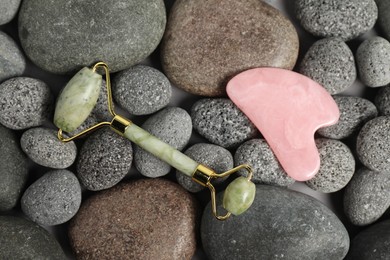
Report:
306,139,355,193
68,179,198,260
375,85,390,116
234,139,294,187
0,216,66,259
318,96,378,139
0,77,52,130
0,32,26,82
21,127,77,169
376,0,390,41
77,128,133,191
21,170,82,226
161,0,299,96
18,0,166,74
0,125,28,211
357,117,390,172
294,0,378,41
191,98,258,148
201,185,350,260
134,107,192,178
176,143,233,193
0,0,21,25
113,65,172,115
343,167,390,226
299,38,356,94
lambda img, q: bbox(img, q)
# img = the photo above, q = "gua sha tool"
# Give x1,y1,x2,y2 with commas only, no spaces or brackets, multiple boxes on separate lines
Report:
54,62,255,220
227,68,340,181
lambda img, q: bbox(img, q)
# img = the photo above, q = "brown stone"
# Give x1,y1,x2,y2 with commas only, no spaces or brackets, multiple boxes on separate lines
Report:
68,179,199,259
161,0,299,96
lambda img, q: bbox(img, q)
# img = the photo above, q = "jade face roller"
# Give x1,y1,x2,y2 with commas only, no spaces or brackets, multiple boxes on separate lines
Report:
54,62,255,220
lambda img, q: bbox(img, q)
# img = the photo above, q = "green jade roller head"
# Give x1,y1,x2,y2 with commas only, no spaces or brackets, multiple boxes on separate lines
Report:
54,62,256,220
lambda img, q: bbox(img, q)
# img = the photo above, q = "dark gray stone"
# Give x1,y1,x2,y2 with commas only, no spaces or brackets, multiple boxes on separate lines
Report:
0,0,21,25
18,0,166,74
176,143,233,193
0,77,53,130
294,0,378,40
306,139,355,193
375,85,390,116
21,127,77,169
0,216,66,259
191,98,258,148
77,128,133,191
318,96,378,139
113,65,172,115
234,139,294,187
299,38,356,94
201,185,350,260
0,125,28,211
376,0,390,41
343,167,390,226
135,107,192,178
21,170,82,226
0,32,26,82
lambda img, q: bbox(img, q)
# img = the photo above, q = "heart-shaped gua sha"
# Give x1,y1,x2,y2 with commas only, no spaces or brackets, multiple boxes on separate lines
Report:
227,68,340,181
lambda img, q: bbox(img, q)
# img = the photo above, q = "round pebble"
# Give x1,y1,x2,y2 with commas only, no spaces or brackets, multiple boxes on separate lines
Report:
0,0,21,25
376,0,390,41
176,143,233,193
306,139,355,193
234,139,294,187
21,127,77,169
318,96,378,139
113,65,172,115
0,125,28,211
77,128,133,191
0,32,26,82
0,77,53,130
357,117,390,172
161,0,299,96
18,0,166,74
375,85,390,116
68,179,198,259
134,107,192,178
21,170,82,226
191,98,258,148
299,38,356,94
294,0,378,41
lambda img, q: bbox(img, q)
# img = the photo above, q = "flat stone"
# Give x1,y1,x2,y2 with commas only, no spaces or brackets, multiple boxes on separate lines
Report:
161,0,299,96
294,0,378,40
201,185,350,260
0,32,26,82
0,216,66,259
18,0,166,74
299,38,356,94
376,0,390,41
0,77,53,130
318,96,378,139
68,179,198,259
343,167,390,226
0,0,21,25
375,85,390,116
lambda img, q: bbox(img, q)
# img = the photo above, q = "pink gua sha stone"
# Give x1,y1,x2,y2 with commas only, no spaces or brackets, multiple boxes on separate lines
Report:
226,68,340,181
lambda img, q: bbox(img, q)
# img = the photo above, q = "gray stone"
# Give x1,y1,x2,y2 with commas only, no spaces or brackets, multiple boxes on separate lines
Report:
135,107,192,178
318,96,378,139
0,32,26,82
375,85,390,116
0,216,66,259
18,0,166,74
176,143,233,193
376,0,390,41
357,116,390,172
77,128,133,191
21,169,82,226
0,0,21,25
113,65,172,115
21,127,77,169
234,139,294,187
191,98,258,148
356,37,390,87
343,167,390,226
201,185,350,260
299,38,356,94
0,77,53,130
0,125,28,211
306,139,355,193
294,0,378,41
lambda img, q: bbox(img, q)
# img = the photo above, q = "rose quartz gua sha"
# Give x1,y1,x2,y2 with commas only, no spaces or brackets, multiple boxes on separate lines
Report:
227,68,340,181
